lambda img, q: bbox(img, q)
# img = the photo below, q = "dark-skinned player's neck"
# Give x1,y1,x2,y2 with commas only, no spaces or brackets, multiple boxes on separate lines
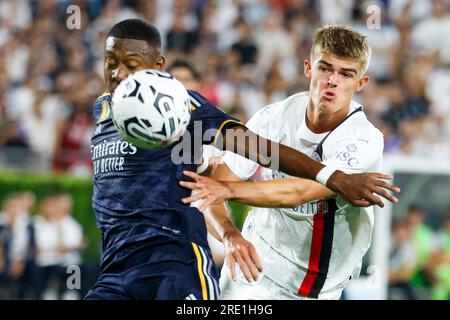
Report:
305,100,349,134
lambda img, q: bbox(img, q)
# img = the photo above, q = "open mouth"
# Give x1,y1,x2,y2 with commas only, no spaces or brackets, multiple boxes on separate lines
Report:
322,91,336,101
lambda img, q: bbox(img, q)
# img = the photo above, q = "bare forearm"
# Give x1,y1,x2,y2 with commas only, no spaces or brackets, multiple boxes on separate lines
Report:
224,179,304,208
221,126,324,181
204,203,241,242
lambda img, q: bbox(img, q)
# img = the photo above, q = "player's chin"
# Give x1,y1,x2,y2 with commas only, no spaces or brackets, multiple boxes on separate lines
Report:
318,98,336,109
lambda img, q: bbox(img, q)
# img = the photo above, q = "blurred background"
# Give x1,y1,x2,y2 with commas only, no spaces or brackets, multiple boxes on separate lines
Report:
0,0,449,300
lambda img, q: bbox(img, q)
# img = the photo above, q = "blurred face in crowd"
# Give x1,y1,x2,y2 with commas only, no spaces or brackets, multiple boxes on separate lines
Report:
170,66,200,91
304,52,369,118
3,198,22,221
405,208,424,228
57,194,73,217
41,197,59,221
104,36,166,94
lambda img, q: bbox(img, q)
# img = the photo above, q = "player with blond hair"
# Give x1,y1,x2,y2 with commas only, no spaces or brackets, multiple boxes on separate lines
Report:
181,25,389,300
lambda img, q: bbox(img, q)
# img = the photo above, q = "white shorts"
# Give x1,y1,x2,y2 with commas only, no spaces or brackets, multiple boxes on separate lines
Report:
219,262,316,300
219,213,343,300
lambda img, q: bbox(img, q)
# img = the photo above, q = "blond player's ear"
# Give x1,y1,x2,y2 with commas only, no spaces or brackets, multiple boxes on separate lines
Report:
356,75,369,92
304,60,312,78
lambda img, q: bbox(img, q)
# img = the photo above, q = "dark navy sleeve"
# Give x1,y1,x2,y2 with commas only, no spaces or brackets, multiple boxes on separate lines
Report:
188,90,243,145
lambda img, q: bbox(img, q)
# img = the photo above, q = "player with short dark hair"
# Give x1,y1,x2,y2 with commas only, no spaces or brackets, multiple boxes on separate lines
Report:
86,19,399,300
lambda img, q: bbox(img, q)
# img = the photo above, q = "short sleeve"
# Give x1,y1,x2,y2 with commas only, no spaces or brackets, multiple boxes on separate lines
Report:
221,105,275,180
188,90,243,145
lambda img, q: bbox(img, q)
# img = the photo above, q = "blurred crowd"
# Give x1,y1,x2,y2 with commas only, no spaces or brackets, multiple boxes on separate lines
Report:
0,0,449,300
0,0,450,173
388,206,450,300
0,191,86,299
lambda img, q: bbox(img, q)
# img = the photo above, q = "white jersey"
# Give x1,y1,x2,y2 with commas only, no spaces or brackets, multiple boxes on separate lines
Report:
222,92,384,299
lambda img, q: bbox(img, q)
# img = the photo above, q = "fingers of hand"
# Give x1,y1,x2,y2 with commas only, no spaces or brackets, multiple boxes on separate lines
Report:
181,191,207,204
228,255,237,281
241,249,260,282
369,173,392,180
352,199,372,207
372,179,401,193
179,181,200,190
183,170,201,180
232,252,254,283
228,243,260,283
372,186,398,204
362,191,384,207
249,248,263,272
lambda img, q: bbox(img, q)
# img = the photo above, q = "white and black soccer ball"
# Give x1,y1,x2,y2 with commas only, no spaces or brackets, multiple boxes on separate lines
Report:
111,69,191,149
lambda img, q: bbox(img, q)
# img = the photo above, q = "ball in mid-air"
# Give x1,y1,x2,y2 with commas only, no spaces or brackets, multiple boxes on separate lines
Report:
111,69,191,149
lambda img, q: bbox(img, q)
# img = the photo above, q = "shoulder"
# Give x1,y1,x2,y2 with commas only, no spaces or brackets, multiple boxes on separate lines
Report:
93,91,112,122
248,91,309,124
188,90,219,114
323,102,385,158
188,90,242,124
188,90,212,110
94,91,111,106
337,101,383,142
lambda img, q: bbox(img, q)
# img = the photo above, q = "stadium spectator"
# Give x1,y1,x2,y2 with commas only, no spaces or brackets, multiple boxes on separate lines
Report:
33,194,84,299
0,193,35,299
404,206,441,297
426,214,450,300
388,219,418,300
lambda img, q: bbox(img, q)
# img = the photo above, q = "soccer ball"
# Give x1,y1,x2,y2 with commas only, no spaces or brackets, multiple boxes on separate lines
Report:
111,69,191,149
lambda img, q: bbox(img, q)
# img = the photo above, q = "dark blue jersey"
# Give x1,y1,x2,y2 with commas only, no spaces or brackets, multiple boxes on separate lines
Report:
90,90,242,270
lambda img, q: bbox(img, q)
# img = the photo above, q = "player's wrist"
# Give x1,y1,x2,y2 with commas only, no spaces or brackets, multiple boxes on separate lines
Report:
222,222,241,242
315,166,338,187
222,181,235,200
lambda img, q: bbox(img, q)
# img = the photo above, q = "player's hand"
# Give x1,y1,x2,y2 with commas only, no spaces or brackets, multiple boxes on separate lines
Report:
327,171,401,207
223,228,263,283
180,171,232,212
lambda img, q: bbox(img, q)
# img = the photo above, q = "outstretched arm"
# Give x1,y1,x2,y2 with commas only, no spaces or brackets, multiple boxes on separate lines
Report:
181,172,333,211
197,164,263,283
217,124,399,207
